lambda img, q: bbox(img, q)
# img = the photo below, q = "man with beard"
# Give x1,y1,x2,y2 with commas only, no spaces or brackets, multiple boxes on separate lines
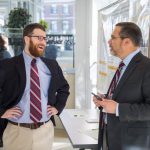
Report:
93,22,150,150
0,23,70,150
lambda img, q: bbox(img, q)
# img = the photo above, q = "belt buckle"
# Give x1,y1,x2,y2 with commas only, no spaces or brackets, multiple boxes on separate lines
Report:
30,123,36,129
30,122,44,129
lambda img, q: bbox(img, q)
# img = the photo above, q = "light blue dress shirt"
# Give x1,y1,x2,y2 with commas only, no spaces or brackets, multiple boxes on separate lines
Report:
116,48,141,116
10,51,51,123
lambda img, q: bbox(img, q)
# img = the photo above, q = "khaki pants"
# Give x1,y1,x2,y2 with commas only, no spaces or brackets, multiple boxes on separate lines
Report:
3,120,54,150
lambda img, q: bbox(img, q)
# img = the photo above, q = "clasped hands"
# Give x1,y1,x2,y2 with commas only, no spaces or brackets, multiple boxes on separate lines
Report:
1,105,58,119
93,94,118,114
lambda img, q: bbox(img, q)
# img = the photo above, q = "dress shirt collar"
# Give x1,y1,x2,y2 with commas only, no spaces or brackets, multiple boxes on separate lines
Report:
23,50,41,65
122,48,141,67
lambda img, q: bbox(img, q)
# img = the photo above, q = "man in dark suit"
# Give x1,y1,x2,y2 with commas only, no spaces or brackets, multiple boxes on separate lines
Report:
0,23,69,150
93,22,150,150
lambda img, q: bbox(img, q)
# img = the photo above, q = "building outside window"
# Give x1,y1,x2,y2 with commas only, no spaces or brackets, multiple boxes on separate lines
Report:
44,0,75,69
44,0,75,34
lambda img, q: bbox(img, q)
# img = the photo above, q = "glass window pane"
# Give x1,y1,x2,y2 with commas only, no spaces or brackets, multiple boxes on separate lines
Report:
63,4,69,14
50,4,57,14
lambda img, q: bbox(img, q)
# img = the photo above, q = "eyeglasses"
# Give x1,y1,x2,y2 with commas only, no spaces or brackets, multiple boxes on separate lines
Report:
110,35,122,40
28,35,47,41
110,35,128,40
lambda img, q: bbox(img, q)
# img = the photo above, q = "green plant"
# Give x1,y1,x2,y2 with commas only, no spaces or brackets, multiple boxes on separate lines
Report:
7,8,31,29
7,8,31,56
39,19,48,30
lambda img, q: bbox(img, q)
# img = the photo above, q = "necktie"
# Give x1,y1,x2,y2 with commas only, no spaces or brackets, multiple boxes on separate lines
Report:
30,59,42,122
107,61,125,98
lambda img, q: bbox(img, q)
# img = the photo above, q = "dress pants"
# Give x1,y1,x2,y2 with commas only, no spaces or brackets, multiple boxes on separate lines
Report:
3,120,54,150
103,125,109,150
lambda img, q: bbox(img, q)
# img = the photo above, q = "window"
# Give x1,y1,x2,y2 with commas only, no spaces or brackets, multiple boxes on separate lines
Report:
18,2,21,7
63,4,69,14
51,21,57,32
50,4,57,14
23,2,28,9
62,21,69,31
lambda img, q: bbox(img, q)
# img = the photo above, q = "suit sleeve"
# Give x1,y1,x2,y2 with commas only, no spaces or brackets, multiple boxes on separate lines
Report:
54,63,70,115
0,62,6,117
119,63,150,122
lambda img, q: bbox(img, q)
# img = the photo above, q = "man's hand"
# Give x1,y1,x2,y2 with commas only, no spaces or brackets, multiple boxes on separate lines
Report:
47,105,58,116
1,106,22,119
93,97,118,114
99,99,118,114
92,93,105,107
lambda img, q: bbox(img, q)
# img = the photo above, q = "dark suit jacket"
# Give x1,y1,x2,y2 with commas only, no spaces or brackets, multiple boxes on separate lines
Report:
99,52,150,150
0,54,70,137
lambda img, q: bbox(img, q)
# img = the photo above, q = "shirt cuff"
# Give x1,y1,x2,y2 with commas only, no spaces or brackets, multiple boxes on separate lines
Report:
116,103,119,116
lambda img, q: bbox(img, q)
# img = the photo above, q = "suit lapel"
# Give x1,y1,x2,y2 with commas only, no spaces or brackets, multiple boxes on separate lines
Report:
113,52,143,99
14,54,26,96
40,58,55,90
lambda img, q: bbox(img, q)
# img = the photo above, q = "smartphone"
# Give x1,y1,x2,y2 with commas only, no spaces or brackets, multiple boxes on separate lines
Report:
91,92,102,100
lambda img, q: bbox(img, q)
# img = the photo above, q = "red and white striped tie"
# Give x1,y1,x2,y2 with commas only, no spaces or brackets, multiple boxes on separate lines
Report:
30,59,42,122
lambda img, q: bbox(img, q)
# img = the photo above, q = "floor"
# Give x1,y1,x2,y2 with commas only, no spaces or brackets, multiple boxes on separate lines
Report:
53,128,75,150
0,128,76,150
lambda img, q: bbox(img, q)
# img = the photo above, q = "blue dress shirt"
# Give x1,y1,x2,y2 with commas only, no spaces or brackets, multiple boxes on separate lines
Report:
10,51,51,123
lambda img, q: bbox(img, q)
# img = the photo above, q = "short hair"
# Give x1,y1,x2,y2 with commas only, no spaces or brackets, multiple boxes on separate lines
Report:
23,23,46,38
116,22,143,46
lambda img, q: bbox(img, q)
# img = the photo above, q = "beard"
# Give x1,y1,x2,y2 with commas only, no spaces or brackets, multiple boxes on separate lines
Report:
109,46,118,57
110,49,116,56
29,39,45,57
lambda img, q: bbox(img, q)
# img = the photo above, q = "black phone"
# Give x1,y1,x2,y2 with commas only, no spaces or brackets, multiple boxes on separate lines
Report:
91,92,102,100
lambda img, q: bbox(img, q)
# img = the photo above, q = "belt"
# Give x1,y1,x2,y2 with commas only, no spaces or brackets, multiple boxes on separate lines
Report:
8,120,49,129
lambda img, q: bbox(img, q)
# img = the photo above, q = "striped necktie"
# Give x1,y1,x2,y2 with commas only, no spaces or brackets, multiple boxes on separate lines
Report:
30,59,42,122
108,61,125,98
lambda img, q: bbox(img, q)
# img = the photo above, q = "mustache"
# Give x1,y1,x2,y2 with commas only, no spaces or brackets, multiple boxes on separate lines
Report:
38,44,46,47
